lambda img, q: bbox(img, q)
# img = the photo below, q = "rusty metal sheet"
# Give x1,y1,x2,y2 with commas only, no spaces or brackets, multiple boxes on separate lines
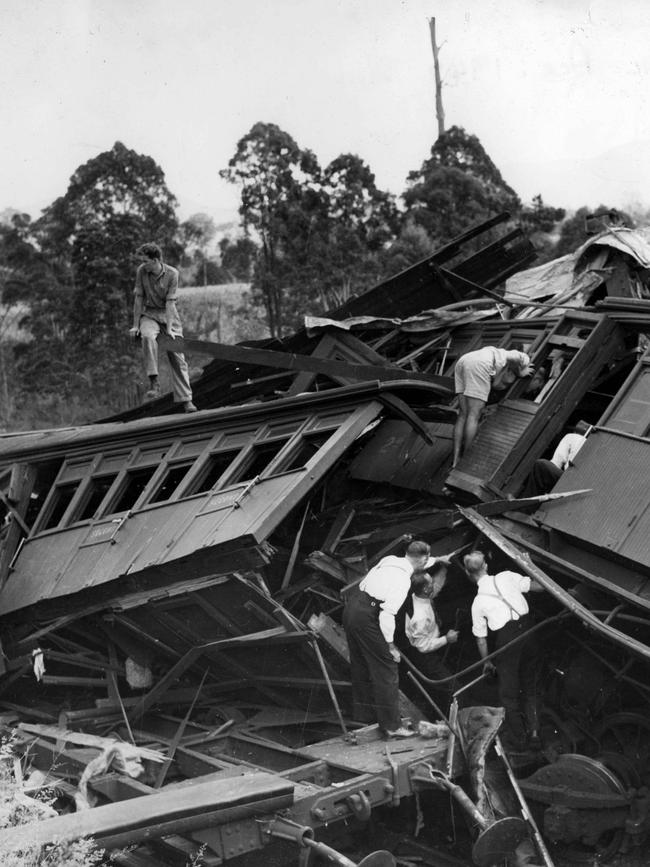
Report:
537,429,650,570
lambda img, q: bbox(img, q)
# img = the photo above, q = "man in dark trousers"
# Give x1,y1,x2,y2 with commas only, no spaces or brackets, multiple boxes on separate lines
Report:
343,540,443,738
464,551,544,751
130,242,197,412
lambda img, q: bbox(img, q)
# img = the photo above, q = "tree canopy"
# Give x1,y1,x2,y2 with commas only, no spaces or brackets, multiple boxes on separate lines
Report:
403,125,521,243
221,124,403,335
4,142,182,423
0,124,599,430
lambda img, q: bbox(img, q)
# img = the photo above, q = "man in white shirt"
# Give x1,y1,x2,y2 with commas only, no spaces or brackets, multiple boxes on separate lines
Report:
343,540,441,738
405,566,458,703
453,346,534,467
464,551,543,750
520,421,590,498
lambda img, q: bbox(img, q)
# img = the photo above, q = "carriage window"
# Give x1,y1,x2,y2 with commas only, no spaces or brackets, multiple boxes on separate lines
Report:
190,451,241,495
77,474,119,521
42,483,79,530
283,432,331,470
111,466,158,513
231,440,289,483
149,462,193,503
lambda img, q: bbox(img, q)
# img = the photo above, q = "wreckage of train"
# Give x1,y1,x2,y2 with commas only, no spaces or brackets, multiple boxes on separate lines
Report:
2,212,650,866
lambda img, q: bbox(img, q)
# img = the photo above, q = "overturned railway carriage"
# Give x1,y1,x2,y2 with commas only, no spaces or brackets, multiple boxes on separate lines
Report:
2,216,650,865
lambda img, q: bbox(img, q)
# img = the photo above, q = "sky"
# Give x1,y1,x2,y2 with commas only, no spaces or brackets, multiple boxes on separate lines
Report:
3,0,650,227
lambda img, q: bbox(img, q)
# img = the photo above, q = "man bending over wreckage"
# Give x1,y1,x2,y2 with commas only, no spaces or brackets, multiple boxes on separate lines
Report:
453,346,534,467
343,540,449,738
130,242,197,413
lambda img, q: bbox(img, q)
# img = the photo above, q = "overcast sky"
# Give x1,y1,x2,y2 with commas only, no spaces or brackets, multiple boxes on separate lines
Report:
3,0,650,225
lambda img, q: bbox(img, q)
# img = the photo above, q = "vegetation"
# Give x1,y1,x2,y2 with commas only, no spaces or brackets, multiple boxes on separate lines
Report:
0,736,104,867
1,123,621,431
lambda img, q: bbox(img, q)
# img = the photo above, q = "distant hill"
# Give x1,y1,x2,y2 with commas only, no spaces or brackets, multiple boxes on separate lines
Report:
176,283,269,348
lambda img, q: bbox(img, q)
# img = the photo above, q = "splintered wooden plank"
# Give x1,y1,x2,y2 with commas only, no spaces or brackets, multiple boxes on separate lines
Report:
129,646,203,722
129,628,310,721
308,613,350,662
18,724,164,762
323,503,356,554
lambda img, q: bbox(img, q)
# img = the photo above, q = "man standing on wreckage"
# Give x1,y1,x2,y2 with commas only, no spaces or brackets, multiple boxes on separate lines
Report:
343,540,450,739
463,550,544,752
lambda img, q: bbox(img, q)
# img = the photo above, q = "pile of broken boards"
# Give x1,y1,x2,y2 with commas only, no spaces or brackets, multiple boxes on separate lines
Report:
1,214,650,864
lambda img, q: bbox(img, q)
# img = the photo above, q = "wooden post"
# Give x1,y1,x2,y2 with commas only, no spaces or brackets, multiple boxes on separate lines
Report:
429,17,445,138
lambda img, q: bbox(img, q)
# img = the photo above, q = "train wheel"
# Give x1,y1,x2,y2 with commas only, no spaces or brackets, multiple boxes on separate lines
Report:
522,753,628,863
594,712,650,786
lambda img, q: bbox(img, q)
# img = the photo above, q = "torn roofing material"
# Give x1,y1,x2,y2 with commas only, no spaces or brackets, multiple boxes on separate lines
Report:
109,212,535,423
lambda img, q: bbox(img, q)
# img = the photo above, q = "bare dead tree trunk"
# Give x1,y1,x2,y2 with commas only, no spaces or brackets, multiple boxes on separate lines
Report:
429,17,445,138
216,299,223,343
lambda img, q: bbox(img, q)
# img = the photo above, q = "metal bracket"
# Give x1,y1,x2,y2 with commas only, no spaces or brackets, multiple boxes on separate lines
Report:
309,776,392,823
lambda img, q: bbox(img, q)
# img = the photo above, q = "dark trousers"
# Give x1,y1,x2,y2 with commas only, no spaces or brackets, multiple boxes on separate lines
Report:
493,615,538,743
343,592,400,733
521,459,562,498
411,651,455,715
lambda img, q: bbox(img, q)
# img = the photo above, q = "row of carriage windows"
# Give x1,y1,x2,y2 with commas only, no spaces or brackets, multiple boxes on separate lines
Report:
34,427,333,535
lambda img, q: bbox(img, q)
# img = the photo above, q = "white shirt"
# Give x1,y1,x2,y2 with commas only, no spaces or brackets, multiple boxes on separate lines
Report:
360,554,439,643
471,571,531,638
405,595,446,653
491,347,530,377
551,433,586,471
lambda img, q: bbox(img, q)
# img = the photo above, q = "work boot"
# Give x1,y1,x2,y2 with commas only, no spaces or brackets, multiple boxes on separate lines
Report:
145,382,161,400
384,727,416,739
183,401,198,413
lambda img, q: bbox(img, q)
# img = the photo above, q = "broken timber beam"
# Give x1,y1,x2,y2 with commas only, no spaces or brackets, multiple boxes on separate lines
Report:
475,489,592,518
159,334,454,393
459,507,650,662
0,773,294,853
129,628,312,721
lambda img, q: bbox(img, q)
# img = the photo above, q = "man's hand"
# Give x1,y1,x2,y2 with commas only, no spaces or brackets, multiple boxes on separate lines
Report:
446,629,459,645
166,326,175,340
483,660,497,677
388,643,401,663
129,327,140,341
